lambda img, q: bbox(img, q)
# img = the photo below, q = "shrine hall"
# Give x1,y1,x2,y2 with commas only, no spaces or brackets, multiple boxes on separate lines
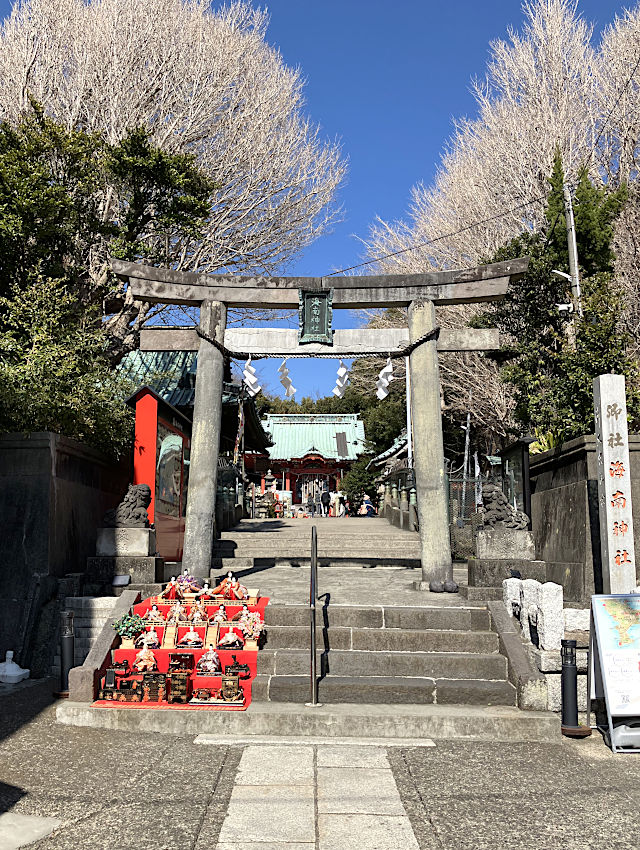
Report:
245,413,366,503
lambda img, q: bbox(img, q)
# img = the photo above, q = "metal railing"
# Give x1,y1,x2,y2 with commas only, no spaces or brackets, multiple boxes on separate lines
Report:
305,525,320,707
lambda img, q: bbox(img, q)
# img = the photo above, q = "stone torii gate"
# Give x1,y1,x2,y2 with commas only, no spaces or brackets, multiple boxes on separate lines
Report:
112,256,529,590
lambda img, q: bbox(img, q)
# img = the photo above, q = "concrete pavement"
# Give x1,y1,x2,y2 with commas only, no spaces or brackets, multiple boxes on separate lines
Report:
2,680,640,849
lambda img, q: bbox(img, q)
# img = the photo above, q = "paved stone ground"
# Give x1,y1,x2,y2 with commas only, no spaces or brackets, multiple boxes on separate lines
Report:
229,562,469,607
215,516,468,606
2,680,640,849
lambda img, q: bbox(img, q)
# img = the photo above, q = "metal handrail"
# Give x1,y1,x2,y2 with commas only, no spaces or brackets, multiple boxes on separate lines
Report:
305,525,320,706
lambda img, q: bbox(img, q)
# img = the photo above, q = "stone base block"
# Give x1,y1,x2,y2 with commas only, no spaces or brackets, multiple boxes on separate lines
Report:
458,586,503,601
468,558,546,587
96,527,156,557
545,671,588,712
87,556,164,585
530,648,589,674
476,528,535,560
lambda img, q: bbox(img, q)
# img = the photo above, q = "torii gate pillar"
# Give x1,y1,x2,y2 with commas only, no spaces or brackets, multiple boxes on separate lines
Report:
182,300,227,576
408,299,453,590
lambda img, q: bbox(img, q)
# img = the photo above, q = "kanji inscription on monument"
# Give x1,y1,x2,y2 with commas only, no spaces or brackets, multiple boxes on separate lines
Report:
594,374,636,594
298,289,333,345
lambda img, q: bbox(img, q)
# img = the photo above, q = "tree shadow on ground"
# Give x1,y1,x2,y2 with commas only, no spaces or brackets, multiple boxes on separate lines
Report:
0,678,56,814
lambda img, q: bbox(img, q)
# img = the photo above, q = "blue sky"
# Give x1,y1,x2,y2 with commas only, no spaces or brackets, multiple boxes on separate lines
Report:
260,0,631,397
0,0,631,398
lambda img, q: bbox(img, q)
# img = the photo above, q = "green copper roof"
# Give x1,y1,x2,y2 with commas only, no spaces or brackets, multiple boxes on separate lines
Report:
262,413,366,461
368,429,408,468
118,350,272,451
118,350,197,407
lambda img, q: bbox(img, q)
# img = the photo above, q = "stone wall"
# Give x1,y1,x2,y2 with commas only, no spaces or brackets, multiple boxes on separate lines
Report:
502,577,591,712
0,432,129,673
529,435,640,604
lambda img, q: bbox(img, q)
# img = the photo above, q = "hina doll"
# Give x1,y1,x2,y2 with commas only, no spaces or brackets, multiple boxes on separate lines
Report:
217,628,244,650
177,626,204,647
225,577,249,601
196,645,221,674
166,601,188,624
189,601,208,624
211,571,234,595
209,605,227,625
177,568,201,593
135,628,159,649
132,646,157,672
196,582,214,601
160,577,183,601
143,604,164,622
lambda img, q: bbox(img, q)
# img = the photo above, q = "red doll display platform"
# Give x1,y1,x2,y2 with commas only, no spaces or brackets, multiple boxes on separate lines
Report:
93,583,268,711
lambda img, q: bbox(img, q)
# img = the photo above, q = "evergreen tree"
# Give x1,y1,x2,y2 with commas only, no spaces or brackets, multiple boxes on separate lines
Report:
476,152,638,448
0,107,213,456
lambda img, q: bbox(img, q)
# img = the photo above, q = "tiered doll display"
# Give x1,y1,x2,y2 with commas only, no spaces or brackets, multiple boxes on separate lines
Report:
96,569,267,709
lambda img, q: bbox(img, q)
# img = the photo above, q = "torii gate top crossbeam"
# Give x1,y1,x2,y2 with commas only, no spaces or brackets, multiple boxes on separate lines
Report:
112,257,529,309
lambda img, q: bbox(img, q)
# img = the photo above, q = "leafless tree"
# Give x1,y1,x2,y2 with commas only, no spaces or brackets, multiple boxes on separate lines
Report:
0,0,346,355
597,7,640,359
364,0,640,447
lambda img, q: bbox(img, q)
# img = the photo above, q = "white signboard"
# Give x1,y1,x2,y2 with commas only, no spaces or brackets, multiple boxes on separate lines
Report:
591,594,640,716
593,374,636,594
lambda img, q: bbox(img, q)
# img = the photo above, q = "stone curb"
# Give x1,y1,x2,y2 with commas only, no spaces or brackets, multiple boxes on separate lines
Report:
67,589,140,703
487,601,548,711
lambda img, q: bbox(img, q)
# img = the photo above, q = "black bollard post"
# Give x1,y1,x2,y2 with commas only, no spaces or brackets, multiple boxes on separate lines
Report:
56,610,75,698
561,639,578,729
560,639,591,737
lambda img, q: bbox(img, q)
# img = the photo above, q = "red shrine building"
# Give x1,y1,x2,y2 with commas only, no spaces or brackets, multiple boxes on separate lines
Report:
244,413,366,504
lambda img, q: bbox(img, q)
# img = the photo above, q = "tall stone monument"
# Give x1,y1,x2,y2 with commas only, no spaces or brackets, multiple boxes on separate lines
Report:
593,374,636,593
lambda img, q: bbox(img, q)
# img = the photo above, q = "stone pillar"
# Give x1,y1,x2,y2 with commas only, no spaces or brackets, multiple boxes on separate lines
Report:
182,300,226,577
408,299,454,590
593,374,636,593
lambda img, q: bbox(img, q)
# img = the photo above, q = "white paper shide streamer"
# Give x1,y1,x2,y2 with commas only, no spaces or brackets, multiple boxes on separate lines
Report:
278,359,296,398
332,360,350,398
242,356,261,398
376,357,394,400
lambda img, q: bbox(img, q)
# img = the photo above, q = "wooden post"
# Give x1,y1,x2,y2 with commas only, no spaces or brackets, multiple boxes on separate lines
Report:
408,299,454,591
182,300,226,577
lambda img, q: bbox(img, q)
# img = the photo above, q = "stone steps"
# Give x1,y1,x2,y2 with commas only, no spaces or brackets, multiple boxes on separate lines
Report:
263,604,490,631
211,557,422,572
58,700,559,742
252,674,517,706
256,648,507,680
219,529,417,539
262,625,499,654
214,538,420,548
51,596,118,675
213,550,421,562
208,521,518,712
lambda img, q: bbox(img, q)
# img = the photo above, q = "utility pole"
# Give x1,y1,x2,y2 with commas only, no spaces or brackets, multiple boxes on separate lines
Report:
460,391,472,525
405,356,413,469
562,183,583,318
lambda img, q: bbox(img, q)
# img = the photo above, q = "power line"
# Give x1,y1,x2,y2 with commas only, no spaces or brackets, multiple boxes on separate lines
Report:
326,194,548,276
329,52,640,279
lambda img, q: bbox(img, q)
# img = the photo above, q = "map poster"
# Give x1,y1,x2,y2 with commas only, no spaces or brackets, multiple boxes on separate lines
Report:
591,594,640,716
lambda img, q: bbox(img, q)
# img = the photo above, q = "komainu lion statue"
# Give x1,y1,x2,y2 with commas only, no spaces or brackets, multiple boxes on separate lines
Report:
103,484,152,528
480,483,528,531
